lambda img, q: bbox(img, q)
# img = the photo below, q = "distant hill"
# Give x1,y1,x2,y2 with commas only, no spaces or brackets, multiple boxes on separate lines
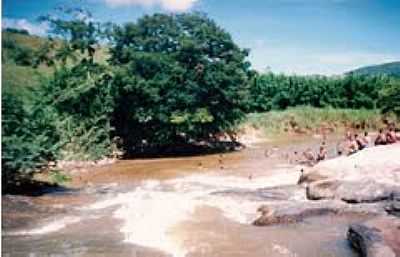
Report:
348,61,400,77
2,31,51,96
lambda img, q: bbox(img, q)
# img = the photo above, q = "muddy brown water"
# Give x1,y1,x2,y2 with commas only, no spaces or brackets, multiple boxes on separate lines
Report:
3,135,365,257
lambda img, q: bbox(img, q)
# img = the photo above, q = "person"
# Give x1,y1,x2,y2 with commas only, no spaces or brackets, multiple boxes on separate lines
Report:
386,127,397,144
375,129,387,146
316,146,327,161
292,151,300,163
303,148,315,165
355,134,367,150
361,131,371,147
336,140,346,156
345,130,352,141
347,135,359,155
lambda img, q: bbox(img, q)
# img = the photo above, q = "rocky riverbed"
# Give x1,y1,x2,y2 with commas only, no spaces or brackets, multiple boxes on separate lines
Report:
253,143,400,257
2,137,400,257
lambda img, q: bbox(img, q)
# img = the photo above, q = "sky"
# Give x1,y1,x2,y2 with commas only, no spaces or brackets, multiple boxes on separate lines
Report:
2,0,400,75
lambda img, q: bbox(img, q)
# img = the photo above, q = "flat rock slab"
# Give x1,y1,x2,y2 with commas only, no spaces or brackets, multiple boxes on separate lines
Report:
212,185,306,202
253,200,384,226
348,215,400,257
306,179,400,203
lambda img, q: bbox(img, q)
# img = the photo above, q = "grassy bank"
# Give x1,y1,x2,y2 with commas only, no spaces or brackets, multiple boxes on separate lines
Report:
243,106,396,136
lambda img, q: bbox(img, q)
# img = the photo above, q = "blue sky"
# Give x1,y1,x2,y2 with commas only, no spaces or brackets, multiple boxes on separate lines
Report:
3,0,400,75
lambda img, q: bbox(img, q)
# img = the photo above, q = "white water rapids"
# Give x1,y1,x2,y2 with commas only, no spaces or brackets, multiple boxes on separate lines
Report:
9,168,302,257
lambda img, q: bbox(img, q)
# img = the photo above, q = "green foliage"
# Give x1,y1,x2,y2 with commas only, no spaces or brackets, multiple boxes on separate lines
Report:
2,37,35,66
34,8,115,161
247,72,388,112
109,13,251,152
37,62,114,160
379,79,400,117
49,170,71,185
2,91,59,191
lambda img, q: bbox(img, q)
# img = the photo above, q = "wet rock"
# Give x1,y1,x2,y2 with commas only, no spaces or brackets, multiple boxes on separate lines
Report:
253,200,382,226
213,185,306,202
299,144,400,205
385,201,400,217
306,180,400,203
347,215,400,257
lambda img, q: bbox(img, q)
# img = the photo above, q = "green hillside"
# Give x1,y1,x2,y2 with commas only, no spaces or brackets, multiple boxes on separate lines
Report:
2,31,51,96
348,61,400,77
2,30,108,97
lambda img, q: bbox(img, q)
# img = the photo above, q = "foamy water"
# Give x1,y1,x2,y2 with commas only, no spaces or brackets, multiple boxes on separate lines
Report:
9,168,301,257
86,170,301,257
6,216,82,236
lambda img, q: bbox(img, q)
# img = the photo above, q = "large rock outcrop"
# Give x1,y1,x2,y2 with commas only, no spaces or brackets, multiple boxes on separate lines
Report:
300,144,400,202
298,144,400,257
254,144,400,256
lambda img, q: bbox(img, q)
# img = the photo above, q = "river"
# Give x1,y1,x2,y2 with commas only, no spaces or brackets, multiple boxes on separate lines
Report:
2,136,365,257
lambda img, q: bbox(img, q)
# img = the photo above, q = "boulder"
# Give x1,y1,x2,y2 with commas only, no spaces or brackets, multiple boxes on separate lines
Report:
300,144,400,186
347,215,400,257
299,144,400,204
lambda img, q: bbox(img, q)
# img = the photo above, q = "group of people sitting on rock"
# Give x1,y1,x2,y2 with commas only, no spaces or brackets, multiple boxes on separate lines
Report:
339,125,399,156
292,124,399,166
337,131,371,156
375,127,398,145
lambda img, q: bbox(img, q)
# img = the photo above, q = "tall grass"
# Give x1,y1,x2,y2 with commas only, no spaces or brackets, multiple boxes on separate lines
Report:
244,106,395,136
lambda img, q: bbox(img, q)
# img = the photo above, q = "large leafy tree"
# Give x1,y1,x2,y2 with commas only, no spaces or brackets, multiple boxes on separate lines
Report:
109,13,251,152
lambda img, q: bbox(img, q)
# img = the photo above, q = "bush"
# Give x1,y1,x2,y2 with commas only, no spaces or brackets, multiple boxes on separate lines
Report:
37,62,114,160
2,91,58,192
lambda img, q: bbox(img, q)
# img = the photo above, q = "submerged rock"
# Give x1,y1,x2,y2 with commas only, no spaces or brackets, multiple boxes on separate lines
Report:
347,215,400,257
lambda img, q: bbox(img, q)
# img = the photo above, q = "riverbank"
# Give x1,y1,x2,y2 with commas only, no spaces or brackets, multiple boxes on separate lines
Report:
243,106,395,137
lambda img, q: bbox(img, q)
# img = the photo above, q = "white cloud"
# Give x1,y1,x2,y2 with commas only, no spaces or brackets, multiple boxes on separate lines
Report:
104,0,198,11
245,39,400,75
2,18,49,36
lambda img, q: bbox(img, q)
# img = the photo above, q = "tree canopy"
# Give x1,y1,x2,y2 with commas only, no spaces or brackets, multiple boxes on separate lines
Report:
108,13,251,152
